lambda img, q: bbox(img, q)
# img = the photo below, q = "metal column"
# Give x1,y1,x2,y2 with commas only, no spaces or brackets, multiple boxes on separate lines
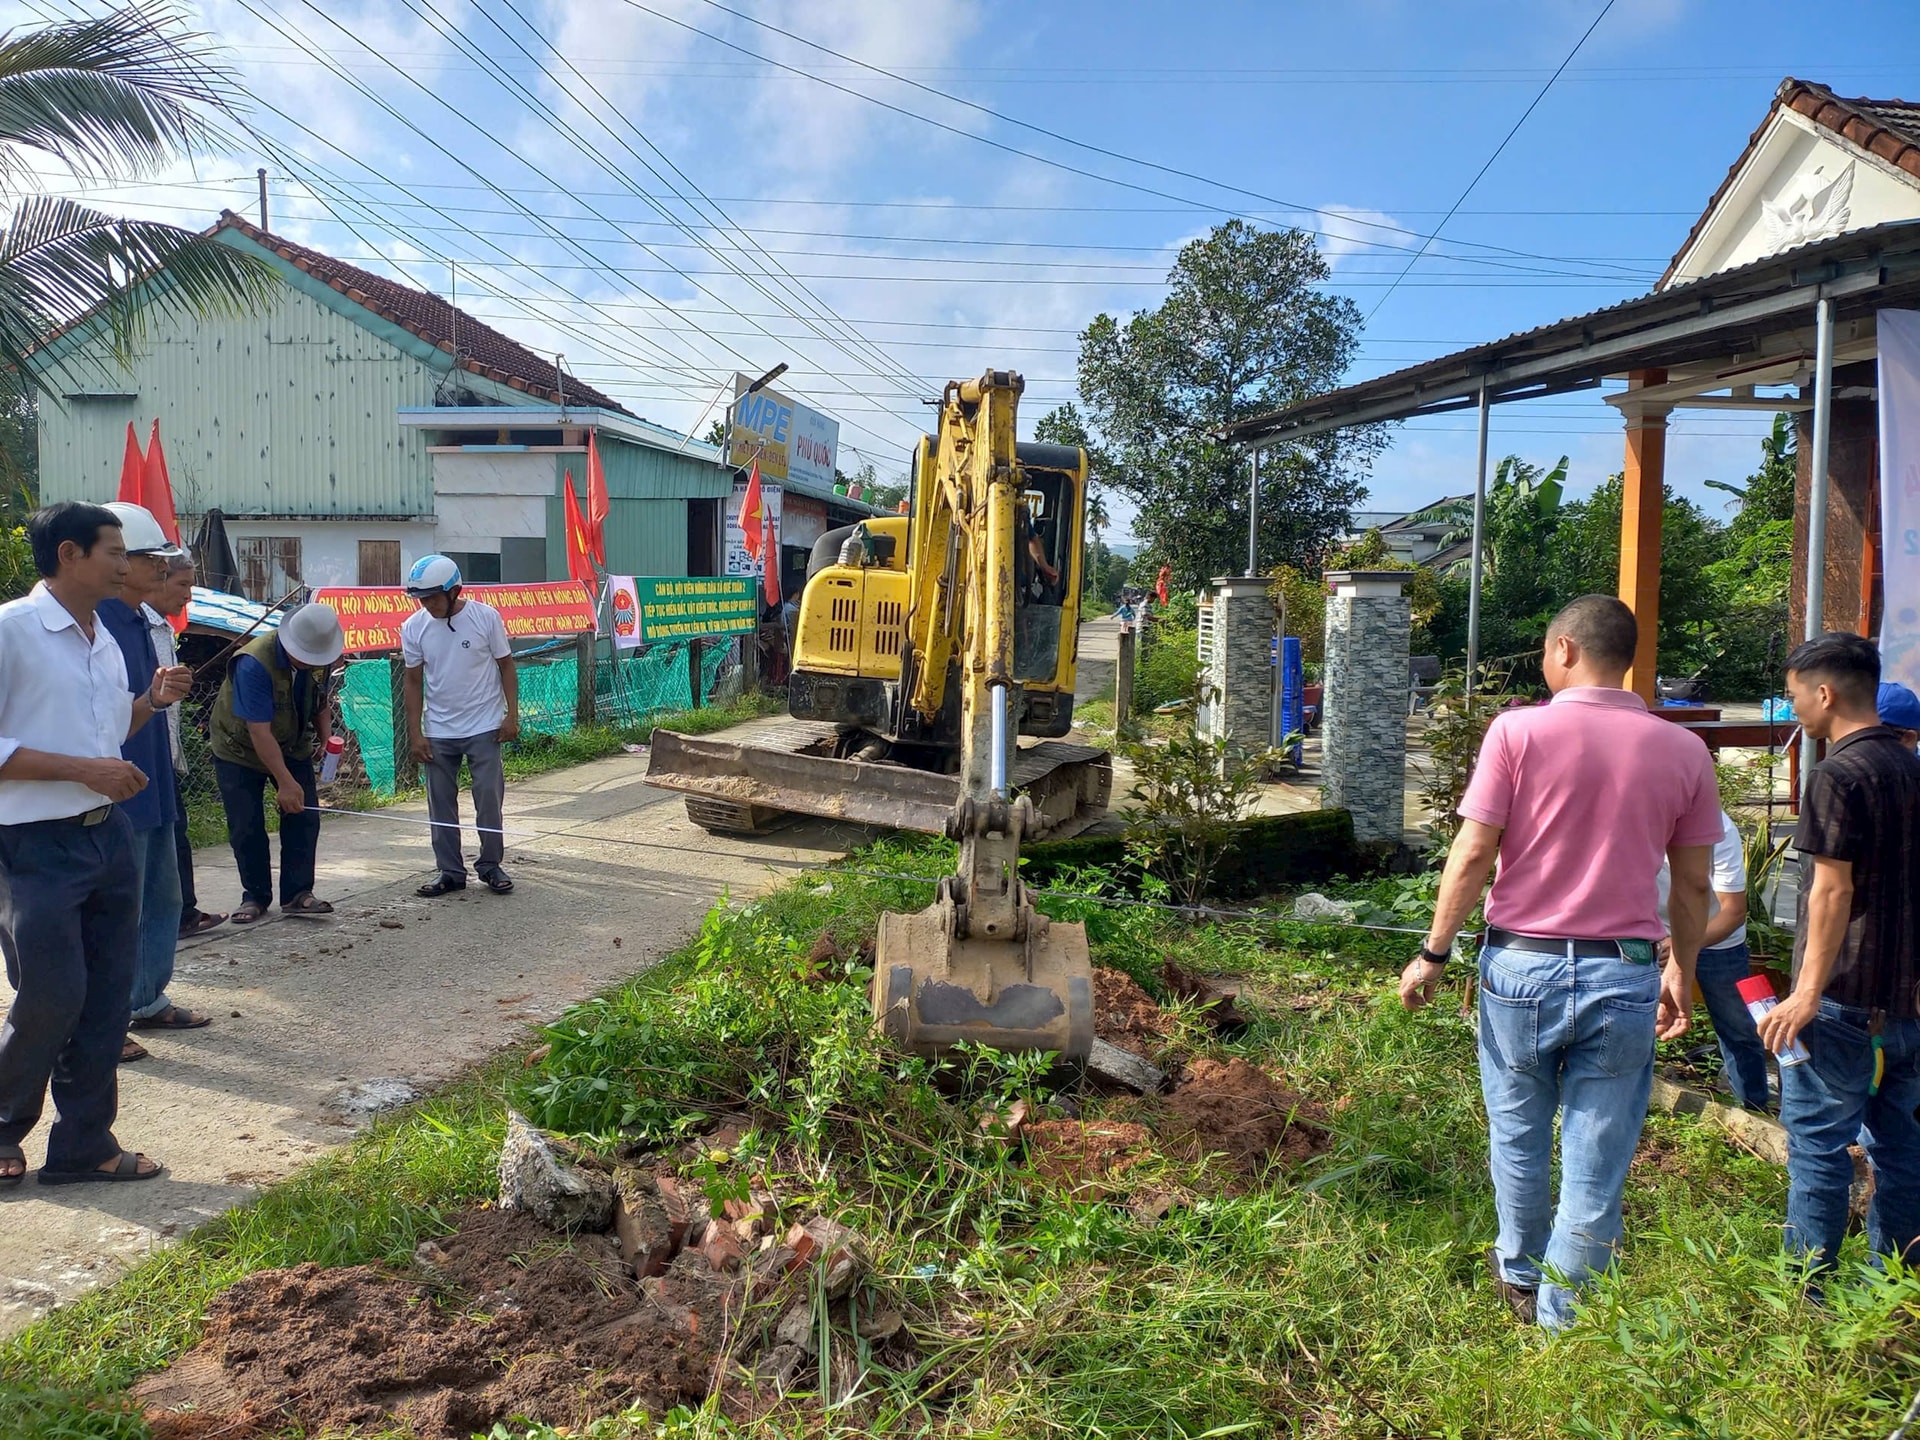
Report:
1465,378,1491,697
1247,448,1261,576
1801,296,1836,792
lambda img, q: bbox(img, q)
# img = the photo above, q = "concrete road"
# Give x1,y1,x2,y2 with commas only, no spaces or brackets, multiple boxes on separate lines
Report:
0,734,870,1335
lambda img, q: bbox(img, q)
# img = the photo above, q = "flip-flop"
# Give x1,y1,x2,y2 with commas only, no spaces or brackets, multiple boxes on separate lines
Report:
0,1144,24,1189
230,901,268,926
280,893,334,918
39,1151,165,1185
179,910,228,938
130,1006,211,1031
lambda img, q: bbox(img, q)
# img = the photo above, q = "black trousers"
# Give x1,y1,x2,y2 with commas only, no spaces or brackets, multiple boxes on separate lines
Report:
214,755,319,907
173,778,198,921
0,809,139,1172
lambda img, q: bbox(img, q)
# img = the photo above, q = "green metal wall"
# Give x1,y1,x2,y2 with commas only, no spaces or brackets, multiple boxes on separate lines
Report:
593,432,732,502
544,494,690,578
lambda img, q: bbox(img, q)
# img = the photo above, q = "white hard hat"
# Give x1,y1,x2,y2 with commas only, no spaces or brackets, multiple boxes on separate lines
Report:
279,602,345,667
104,501,186,558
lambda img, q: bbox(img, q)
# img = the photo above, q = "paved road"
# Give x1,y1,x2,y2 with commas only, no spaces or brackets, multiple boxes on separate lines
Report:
0,732,870,1335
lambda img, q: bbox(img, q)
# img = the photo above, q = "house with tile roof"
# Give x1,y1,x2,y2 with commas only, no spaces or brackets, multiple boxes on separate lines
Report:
32,210,877,601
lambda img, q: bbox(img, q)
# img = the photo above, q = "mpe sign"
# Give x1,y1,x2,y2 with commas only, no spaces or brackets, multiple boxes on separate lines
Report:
727,373,840,489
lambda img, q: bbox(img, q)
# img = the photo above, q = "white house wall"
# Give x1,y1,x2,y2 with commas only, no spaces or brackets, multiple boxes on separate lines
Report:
223,518,437,588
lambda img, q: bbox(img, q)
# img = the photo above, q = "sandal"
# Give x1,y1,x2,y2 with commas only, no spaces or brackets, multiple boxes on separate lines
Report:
179,909,228,938
281,893,334,918
0,1144,24,1189
130,1005,211,1031
417,875,467,898
120,1037,150,1063
39,1151,165,1185
230,900,268,926
477,868,514,895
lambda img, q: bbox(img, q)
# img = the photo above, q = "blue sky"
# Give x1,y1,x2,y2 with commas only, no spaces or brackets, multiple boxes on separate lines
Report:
14,0,1920,537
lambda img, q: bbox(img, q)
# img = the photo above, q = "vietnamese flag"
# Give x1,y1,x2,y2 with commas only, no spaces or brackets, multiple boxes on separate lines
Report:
761,531,781,607
142,421,182,545
562,471,596,587
116,422,143,503
585,430,610,566
739,459,765,563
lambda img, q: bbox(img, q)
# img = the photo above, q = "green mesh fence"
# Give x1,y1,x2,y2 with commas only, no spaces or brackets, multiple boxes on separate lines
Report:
334,639,742,796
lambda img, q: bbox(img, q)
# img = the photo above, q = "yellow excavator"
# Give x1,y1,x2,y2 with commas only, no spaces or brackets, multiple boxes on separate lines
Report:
646,370,1100,1061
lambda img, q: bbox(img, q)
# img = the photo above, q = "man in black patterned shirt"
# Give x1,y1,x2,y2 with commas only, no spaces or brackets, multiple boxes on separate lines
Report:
1761,633,1920,1275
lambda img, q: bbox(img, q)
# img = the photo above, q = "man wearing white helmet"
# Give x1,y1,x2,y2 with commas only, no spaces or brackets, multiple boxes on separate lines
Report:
209,602,345,922
400,554,518,896
96,503,206,1054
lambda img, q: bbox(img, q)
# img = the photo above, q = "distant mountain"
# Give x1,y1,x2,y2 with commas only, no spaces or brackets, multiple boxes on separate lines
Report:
1103,540,1139,559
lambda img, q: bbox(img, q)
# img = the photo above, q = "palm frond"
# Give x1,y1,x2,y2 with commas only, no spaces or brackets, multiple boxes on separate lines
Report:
0,195,276,393
0,5,240,186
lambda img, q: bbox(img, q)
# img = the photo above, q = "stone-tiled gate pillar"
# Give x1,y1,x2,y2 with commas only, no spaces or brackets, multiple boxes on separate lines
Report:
1202,575,1276,762
1322,570,1410,845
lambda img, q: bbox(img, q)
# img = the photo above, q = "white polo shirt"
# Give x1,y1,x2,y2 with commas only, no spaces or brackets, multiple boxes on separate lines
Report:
1656,809,1749,952
0,583,134,823
399,599,512,740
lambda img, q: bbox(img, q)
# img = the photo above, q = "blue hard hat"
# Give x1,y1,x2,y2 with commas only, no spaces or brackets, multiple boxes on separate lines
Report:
1878,681,1920,733
406,554,461,594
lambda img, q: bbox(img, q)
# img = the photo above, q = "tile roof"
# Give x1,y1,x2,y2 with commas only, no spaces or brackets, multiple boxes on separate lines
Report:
212,210,633,416
1661,78,1920,286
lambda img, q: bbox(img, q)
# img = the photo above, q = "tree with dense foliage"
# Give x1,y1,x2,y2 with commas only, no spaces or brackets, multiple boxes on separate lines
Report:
1038,221,1382,592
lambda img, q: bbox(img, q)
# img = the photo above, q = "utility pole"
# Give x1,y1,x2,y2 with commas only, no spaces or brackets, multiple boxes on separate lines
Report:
257,168,269,231
1246,448,1260,576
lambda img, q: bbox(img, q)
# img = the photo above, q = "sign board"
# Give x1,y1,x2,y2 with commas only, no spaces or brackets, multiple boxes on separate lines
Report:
1879,309,1920,695
629,576,758,643
608,575,643,650
724,478,781,578
313,580,595,654
781,493,829,551
726,373,840,489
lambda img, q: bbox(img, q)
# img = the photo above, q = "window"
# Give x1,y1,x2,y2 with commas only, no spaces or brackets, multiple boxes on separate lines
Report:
443,550,502,583
236,536,302,603
358,539,401,586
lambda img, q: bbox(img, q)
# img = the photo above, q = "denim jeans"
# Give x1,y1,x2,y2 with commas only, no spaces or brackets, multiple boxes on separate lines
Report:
1779,998,1920,1273
1694,942,1773,1112
127,822,182,1021
214,755,319,907
1479,942,1661,1330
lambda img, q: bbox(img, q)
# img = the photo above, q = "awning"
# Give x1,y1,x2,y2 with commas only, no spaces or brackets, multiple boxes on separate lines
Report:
185,586,283,637
1225,219,1920,446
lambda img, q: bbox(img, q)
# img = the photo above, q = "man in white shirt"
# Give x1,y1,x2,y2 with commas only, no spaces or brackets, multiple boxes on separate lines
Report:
400,556,519,897
0,503,189,1186
1657,809,1771,1112
147,555,226,937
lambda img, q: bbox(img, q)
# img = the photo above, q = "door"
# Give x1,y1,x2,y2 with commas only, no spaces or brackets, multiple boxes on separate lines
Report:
358,539,401,586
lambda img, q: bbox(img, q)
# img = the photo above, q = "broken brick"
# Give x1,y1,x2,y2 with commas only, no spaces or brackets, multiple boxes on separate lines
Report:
654,1174,692,1248
699,1223,747,1274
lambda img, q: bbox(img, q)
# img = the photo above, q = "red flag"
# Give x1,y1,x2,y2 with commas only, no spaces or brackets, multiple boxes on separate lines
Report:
762,534,781,608
142,421,182,545
1155,565,1170,606
562,471,596,587
117,422,144,503
585,431,610,566
739,460,765,562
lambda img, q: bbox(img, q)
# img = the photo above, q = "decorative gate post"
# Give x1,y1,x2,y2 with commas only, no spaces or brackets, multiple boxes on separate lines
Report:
1322,570,1411,846
1202,575,1277,763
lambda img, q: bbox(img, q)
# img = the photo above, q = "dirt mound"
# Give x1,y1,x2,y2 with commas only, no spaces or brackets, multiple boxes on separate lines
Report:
1161,1057,1331,1179
1024,1119,1157,1196
1093,967,1172,1058
139,1209,737,1440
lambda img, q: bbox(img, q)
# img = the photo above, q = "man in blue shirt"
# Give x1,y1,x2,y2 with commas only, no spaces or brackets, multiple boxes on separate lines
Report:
98,504,205,1052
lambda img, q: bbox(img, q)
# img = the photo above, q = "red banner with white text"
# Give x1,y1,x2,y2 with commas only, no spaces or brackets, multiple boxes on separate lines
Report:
313,581,596,654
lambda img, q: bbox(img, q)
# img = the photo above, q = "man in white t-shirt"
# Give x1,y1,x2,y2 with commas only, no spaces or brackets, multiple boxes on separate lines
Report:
399,556,519,897
1656,809,1770,1111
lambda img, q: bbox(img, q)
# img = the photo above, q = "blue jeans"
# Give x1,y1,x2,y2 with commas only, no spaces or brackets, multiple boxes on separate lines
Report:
1694,942,1772,1112
1479,943,1660,1330
128,822,182,1021
1780,999,1920,1273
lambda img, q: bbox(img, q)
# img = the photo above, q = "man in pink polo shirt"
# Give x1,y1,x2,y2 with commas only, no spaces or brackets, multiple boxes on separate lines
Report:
1399,594,1719,1330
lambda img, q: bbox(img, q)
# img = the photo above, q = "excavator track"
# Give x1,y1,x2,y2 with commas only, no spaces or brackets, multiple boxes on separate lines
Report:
646,721,1111,839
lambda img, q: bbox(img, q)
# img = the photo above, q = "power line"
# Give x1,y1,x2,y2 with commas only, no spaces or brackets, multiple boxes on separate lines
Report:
1365,0,1618,322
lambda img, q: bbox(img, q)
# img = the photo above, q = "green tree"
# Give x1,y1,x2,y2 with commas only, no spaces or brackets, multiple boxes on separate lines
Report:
1699,413,1795,697
0,7,277,407
1038,221,1382,591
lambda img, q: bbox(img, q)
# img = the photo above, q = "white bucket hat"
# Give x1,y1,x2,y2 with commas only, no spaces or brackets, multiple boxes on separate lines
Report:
278,602,345,666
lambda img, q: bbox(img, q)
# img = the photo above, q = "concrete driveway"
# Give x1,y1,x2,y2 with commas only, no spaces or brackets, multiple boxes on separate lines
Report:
0,740,869,1335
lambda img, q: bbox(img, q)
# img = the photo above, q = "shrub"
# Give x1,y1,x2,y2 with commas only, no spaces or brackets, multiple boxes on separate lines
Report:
1131,624,1200,714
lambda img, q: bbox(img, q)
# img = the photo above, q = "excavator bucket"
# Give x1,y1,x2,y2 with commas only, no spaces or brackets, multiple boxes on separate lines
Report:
871,888,1093,1063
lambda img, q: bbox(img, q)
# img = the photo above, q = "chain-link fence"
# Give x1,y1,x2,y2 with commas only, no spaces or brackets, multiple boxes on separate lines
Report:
173,635,743,846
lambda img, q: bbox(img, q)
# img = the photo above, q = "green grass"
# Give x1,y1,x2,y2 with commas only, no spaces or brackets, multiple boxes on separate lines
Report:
5,843,1918,1438
178,691,784,851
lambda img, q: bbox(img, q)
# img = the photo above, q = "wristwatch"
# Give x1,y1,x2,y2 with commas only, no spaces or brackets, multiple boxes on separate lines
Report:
1417,943,1450,966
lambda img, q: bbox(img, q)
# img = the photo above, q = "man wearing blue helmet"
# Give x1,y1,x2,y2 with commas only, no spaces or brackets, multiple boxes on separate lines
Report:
400,555,518,896
1881,681,1920,753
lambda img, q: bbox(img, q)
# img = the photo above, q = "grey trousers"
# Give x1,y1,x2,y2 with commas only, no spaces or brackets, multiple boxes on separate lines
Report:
0,810,139,1173
425,733,505,881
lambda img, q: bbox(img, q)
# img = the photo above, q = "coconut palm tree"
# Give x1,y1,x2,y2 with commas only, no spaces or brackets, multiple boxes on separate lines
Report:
0,4,274,404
